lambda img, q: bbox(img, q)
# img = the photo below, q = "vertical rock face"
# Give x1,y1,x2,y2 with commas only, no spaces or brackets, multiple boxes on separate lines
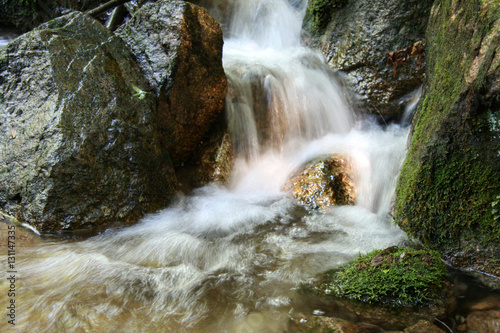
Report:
305,0,433,118
184,117,233,188
0,12,177,234
394,0,500,276
116,0,228,165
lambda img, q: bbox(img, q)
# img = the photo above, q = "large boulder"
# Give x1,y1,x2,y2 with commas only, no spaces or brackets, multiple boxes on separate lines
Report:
116,0,228,165
0,12,177,234
394,0,500,276
304,0,433,119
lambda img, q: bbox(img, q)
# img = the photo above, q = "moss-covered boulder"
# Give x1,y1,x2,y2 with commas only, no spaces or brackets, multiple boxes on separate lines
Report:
0,13,177,234
324,247,450,306
116,0,227,165
308,247,455,329
394,0,500,276
305,0,433,119
285,156,356,210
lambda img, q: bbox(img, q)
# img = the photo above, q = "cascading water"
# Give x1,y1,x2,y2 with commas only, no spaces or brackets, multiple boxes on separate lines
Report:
0,1,414,332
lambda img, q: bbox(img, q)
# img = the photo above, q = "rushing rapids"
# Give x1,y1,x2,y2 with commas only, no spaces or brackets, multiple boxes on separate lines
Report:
0,1,413,332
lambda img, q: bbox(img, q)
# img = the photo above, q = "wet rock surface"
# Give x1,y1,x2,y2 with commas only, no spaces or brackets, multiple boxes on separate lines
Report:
465,309,500,333
305,0,432,119
403,320,444,333
288,315,446,333
116,0,227,165
394,0,500,277
285,155,356,210
0,214,41,248
0,12,177,234
176,115,233,189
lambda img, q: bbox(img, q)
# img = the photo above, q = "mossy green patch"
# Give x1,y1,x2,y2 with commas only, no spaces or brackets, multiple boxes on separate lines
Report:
319,247,450,307
305,0,347,33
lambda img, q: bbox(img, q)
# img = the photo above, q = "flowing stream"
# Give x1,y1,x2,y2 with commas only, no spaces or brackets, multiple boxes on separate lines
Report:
0,1,416,332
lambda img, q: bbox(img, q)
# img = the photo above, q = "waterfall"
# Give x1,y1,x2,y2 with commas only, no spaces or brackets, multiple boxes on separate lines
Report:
0,1,412,332
224,0,354,162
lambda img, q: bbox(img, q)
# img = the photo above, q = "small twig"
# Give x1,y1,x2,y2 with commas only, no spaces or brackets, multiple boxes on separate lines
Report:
434,318,453,333
86,0,132,17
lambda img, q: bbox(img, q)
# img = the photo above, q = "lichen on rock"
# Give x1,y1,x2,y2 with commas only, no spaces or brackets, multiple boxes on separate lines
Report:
284,155,356,210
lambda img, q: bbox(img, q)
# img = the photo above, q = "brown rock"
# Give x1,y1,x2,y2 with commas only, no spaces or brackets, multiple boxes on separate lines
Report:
116,0,227,165
284,155,356,210
467,295,500,311
0,215,41,248
404,320,444,333
176,115,234,189
467,310,500,333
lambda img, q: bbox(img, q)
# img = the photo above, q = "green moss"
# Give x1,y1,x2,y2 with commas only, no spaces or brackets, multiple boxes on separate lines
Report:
319,247,450,307
306,0,347,33
394,0,500,257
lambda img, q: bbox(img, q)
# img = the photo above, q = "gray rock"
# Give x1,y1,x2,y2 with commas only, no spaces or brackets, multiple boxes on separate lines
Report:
305,0,432,118
116,0,228,164
0,12,177,234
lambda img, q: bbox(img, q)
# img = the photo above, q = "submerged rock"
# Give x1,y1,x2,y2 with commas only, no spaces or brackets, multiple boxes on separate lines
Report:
116,0,227,165
466,310,500,333
285,156,356,210
404,320,445,333
394,0,500,277
0,12,177,234
304,0,432,119
288,315,384,333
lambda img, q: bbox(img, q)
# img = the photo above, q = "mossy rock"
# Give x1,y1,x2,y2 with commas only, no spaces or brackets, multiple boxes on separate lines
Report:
394,0,500,276
320,247,451,307
304,247,456,329
305,0,348,34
